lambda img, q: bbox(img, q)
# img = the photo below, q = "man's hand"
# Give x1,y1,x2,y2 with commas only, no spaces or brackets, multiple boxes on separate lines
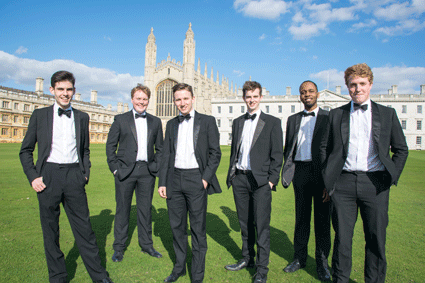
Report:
322,188,330,203
158,186,167,199
269,181,274,190
202,179,208,189
31,177,46,192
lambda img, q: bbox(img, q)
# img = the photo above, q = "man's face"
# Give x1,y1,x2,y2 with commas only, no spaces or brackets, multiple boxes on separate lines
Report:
174,89,194,115
243,88,262,113
131,90,149,113
347,76,372,105
299,82,319,111
50,80,75,109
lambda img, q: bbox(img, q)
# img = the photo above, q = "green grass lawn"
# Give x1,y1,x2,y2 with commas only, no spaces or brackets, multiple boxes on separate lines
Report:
1,143,424,282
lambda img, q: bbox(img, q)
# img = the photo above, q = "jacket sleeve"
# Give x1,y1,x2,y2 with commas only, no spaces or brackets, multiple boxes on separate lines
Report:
201,116,221,183
268,117,284,186
19,110,39,185
106,116,121,174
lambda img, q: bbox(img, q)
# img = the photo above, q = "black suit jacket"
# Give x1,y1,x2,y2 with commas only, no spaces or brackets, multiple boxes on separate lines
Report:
281,108,329,188
227,112,283,190
320,101,408,195
106,110,163,181
158,111,221,199
19,105,91,185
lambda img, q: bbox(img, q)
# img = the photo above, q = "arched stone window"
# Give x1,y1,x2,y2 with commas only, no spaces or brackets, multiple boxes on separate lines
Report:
156,79,178,117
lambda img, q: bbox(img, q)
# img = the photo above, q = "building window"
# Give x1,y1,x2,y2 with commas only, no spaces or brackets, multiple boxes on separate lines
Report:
417,120,422,131
2,115,8,122
291,105,295,113
218,106,221,114
228,133,232,140
13,129,18,136
217,119,221,128
23,129,27,136
241,106,245,113
402,105,407,113
1,128,8,135
23,116,29,123
14,103,19,110
2,101,9,108
417,136,422,145
14,116,18,123
278,105,282,113
156,79,178,117
418,105,423,114
265,105,269,113
24,104,30,111
229,118,233,127
401,120,407,130
91,114,95,120
229,106,233,114
34,105,38,109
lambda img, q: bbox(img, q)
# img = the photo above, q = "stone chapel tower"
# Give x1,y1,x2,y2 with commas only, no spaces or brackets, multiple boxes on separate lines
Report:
145,27,156,114
182,23,195,87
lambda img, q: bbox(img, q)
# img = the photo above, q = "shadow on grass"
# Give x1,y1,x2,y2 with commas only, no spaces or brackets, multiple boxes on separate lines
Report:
152,206,174,263
65,209,114,282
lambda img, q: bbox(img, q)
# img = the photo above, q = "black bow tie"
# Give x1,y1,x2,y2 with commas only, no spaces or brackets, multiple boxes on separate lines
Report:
58,108,71,118
353,103,368,111
178,114,191,123
302,111,315,117
135,112,147,119
244,113,256,120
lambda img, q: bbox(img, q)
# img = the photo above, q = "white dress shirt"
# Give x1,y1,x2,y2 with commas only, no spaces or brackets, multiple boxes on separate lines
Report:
175,109,199,169
47,103,79,164
236,109,261,170
343,100,385,172
294,107,319,161
134,109,148,162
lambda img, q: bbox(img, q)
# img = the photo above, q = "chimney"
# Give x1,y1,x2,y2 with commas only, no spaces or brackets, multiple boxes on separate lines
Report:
286,87,291,95
421,84,425,95
107,104,112,110
117,102,123,113
91,90,97,104
35,77,44,95
336,86,341,95
74,93,81,101
124,103,129,112
392,85,398,94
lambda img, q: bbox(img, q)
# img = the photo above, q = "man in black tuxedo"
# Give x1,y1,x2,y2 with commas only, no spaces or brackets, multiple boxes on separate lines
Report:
19,71,113,283
225,81,283,283
106,84,163,262
321,63,408,283
158,83,221,283
281,81,331,281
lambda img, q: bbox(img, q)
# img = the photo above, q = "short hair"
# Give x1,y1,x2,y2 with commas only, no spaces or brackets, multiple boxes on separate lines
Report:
172,83,194,97
51,71,75,88
242,81,262,98
131,84,151,99
299,80,318,93
344,63,374,86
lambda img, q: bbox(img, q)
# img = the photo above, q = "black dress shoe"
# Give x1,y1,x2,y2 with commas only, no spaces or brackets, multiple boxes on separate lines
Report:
283,259,304,273
317,266,332,282
224,259,255,271
142,247,162,258
93,277,114,283
111,250,123,262
254,273,267,282
164,271,186,282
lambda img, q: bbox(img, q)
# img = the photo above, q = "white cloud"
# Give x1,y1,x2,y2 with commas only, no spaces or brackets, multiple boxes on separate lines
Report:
15,46,28,54
374,1,425,21
104,36,112,41
276,25,283,34
233,70,245,77
348,19,377,32
374,19,425,36
300,47,307,52
310,65,425,94
288,22,327,40
259,33,267,40
0,50,144,103
233,0,291,20
312,55,318,60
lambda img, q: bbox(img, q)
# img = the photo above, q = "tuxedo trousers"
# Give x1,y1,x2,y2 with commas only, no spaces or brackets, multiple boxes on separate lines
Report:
113,161,155,252
232,171,272,276
331,171,390,283
292,161,331,269
38,162,107,283
167,168,207,283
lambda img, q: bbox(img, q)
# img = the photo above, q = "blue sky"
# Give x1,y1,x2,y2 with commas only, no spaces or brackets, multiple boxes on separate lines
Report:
1,0,425,106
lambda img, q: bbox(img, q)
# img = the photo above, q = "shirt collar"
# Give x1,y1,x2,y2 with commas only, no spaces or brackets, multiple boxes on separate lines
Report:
54,102,72,113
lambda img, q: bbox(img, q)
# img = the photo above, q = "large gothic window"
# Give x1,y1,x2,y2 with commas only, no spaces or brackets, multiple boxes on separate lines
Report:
156,79,178,117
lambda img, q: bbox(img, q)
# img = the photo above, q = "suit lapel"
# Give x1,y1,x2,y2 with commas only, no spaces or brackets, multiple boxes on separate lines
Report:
371,101,381,148
290,113,302,157
312,109,323,140
193,111,201,151
73,108,81,151
341,103,351,156
251,113,265,150
147,114,153,145
236,117,244,150
47,105,54,150
173,118,179,151
128,111,138,144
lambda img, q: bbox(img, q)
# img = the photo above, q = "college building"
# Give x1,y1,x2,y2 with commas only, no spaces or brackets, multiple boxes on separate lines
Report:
1,23,424,150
